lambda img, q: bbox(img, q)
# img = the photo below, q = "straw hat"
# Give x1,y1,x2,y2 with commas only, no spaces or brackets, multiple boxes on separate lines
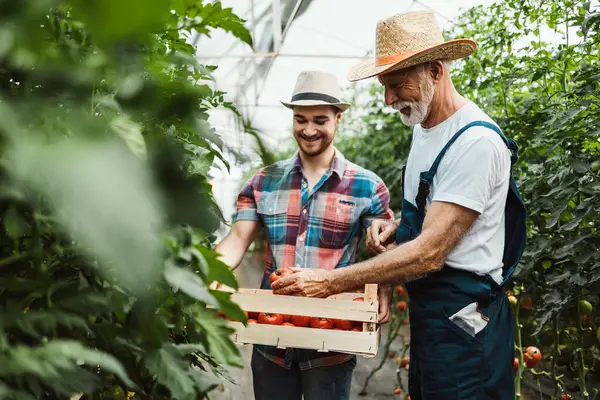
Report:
281,71,351,112
348,11,476,82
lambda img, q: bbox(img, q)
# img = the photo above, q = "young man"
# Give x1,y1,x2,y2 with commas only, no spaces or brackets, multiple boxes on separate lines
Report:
271,12,527,400
215,70,395,400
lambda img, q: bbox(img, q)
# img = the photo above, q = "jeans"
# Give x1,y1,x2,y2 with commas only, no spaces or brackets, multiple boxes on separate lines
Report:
250,348,356,400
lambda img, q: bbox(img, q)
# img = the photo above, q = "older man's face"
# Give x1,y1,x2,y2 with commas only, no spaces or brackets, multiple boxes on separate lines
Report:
379,64,436,126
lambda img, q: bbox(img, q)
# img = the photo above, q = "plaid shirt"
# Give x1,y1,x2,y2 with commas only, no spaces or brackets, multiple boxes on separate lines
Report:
234,149,394,370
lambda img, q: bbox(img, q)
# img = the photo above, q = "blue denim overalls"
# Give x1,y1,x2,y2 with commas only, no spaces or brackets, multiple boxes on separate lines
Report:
396,121,527,399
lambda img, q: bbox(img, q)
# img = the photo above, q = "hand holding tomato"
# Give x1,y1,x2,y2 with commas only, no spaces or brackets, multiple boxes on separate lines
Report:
271,268,336,298
269,267,295,286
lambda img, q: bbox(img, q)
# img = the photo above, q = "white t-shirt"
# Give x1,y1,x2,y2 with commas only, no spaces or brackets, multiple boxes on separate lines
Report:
404,101,511,283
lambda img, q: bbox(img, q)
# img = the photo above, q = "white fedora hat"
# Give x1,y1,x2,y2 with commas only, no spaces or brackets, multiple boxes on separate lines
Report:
348,11,477,82
281,71,351,112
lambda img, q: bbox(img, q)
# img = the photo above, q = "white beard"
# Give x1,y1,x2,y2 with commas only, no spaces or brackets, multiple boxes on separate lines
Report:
392,75,436,126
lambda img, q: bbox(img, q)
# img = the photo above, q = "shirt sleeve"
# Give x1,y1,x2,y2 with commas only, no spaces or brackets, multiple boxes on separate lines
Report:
432,133,509,213
233,170,262,222
361,178,396,230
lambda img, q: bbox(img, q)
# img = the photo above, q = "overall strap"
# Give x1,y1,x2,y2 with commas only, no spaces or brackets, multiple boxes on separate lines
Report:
414,120,520,215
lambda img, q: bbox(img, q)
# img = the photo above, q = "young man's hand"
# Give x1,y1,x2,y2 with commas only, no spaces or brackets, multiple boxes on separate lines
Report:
366,219,399,254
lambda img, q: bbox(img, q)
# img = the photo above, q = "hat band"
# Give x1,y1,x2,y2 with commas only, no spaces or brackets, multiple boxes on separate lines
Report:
291,92,341,104
376,49,422,67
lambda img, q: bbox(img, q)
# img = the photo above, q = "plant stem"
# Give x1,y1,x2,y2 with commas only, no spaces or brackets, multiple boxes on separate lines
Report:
576,294,589,399
360,314,403,395
551,315,559,399
0,251,32,268
515,296,524,399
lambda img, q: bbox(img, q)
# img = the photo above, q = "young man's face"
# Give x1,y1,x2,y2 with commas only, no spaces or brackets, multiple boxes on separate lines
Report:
379,63,436,126
292,105,341,157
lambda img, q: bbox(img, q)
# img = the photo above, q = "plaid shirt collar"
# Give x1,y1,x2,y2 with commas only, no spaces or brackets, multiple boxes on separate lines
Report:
286,148,347,179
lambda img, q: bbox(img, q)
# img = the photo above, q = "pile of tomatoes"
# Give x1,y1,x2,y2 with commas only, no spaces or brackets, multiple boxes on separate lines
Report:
226,267,365,331
245,311,364,331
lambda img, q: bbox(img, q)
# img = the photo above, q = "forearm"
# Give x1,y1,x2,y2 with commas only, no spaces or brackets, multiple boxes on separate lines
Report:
215,233,248,271
332,236,442,292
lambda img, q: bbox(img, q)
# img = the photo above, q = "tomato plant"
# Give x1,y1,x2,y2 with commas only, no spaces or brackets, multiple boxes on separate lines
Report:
0,1,255,398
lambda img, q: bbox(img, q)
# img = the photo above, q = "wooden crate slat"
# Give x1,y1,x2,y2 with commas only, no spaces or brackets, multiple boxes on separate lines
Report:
362,284,378,332
228,322,380,357
231,291,378,322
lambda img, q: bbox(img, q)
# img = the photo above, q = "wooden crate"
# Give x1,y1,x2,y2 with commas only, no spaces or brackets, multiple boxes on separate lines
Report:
220,284,380,358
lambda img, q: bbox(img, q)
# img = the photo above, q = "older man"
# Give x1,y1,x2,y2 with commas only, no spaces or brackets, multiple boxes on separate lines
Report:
272,11,527,399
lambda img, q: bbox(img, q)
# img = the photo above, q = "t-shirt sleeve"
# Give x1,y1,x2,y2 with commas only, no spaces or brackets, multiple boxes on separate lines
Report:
432,133,508,213
233,171,262,222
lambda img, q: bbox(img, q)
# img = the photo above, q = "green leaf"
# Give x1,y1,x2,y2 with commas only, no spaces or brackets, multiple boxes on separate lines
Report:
145,344,196,400
0,382,37,400
569,158,588,174
200,246,238,290
0,340,134,388
164,265,218,307
69,0,170,45
111,115,147,160
188,307,242,367
16,311,91,337
210,290,247,323
6,133,165,296
2,205,29,239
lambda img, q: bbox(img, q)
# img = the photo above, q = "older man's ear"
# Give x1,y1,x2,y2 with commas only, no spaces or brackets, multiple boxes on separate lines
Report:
430,60,446,84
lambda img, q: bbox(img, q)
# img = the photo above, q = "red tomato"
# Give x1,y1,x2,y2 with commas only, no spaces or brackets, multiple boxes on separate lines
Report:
400,356,409,368
258,312,284,325
333,319,355,330
561,394,572,400
351,325,362,332
394,387,401,395
291,315,310,327
520,297,533,310
402,319,409,325
248,311,259,319
310,317,334,329
396,301,407,312
513,357,519,374
396,285,406,297
269,267,295,285
387,351,396,359
247,319,258,324
281,322,295,327
283,314,292,323
353,297,364,302
523,346,542,368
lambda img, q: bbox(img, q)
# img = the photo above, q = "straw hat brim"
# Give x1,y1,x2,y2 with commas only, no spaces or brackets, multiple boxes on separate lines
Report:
347,39,476,82
281,99,351,112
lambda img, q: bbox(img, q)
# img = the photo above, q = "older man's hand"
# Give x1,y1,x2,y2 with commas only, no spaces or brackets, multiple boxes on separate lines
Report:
377,284,393,324
366,219,399,254
270,268,336,298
